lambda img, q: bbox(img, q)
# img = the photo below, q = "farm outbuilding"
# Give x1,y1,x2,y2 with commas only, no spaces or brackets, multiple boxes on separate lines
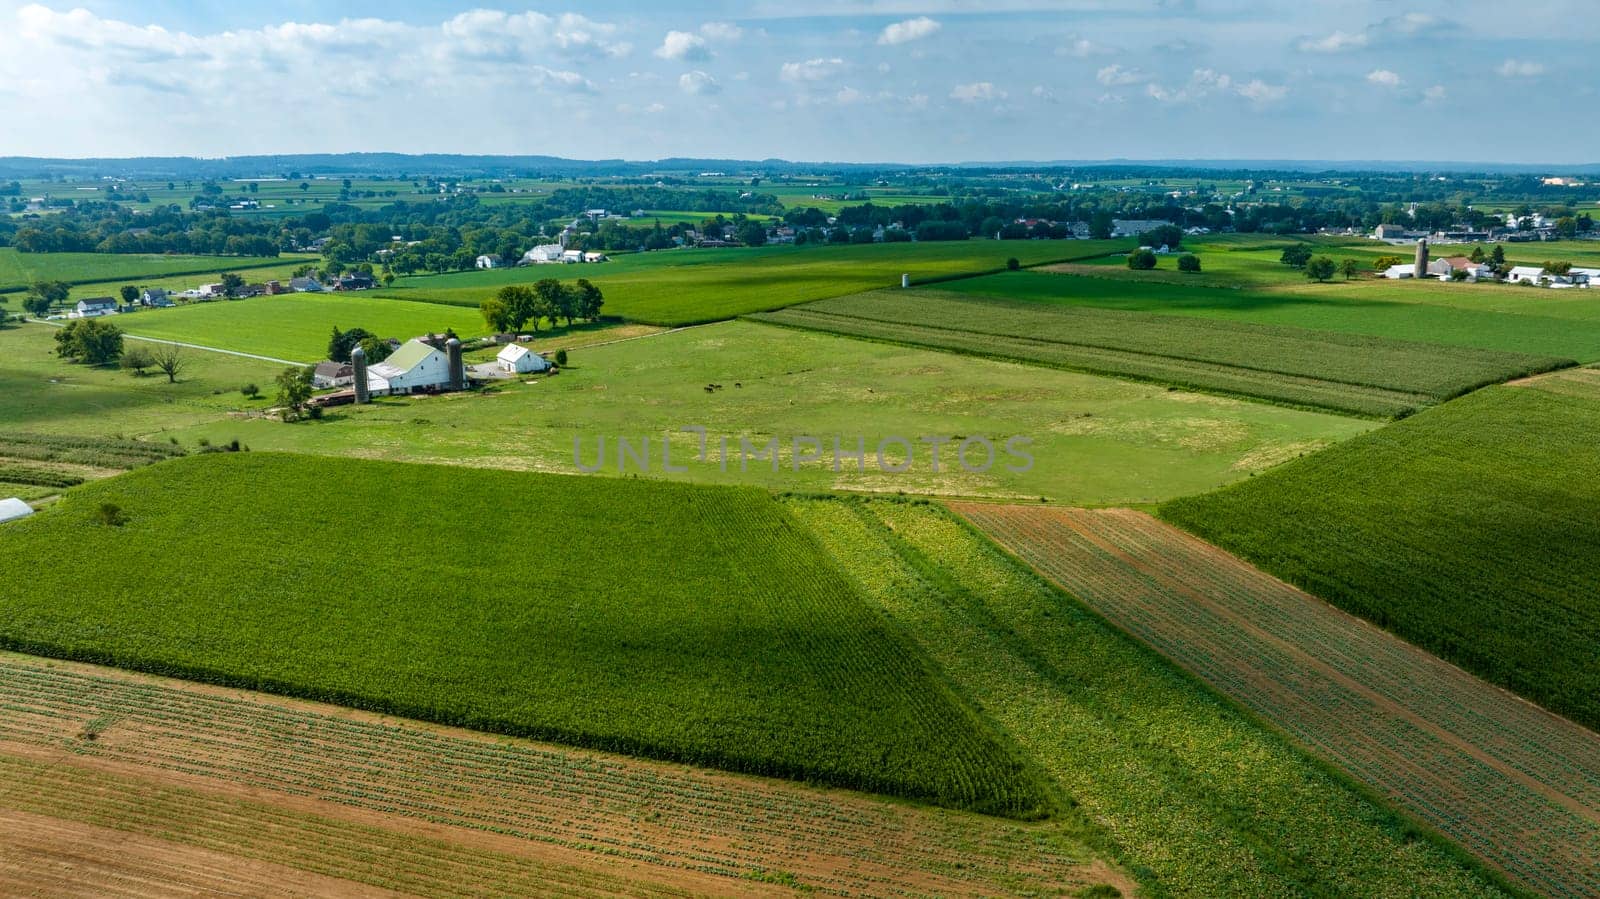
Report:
366,339,452,394
0,498,33,524
497,344,553,374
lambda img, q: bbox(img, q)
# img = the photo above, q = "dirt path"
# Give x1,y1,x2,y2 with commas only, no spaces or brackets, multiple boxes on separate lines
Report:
0,651,1124,898
952,502,1600,899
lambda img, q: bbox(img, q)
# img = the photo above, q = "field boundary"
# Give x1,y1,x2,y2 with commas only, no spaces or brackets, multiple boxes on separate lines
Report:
24,319,306,365
951,503,1600,898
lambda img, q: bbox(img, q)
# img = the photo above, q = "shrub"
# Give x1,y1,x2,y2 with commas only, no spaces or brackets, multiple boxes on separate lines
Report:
120,346,156,376
96,503,127,527
1177,254,1202,273
555,349,568,366
1127,249,1158,270
1006,257,1021,271
241,383,260,399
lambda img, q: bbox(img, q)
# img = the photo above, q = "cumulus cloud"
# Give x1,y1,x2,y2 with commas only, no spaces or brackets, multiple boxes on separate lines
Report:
1146,69,1284,105
699,22,743,42
878,16,941,45
1423,85,1447,103
1366,69,1402,88
780,57,846,82
1296,30,1367,53
678,70,720,94
951,81,1005,103
1096,64,1148,86
655,30,709,61
1058,34,1115,57
1497,59,1545,78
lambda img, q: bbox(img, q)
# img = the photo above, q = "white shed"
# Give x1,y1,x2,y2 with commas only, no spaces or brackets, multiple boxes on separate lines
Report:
497,344,553,373
1383,264,1415,279
0,497,34,524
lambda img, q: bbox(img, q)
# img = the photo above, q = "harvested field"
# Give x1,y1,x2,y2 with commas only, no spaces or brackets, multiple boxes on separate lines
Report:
0,652,1126,898
952,503,1600,899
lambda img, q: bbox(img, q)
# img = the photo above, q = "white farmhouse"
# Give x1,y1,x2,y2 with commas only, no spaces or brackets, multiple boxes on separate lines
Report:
366,340,452,394
497,344,553,374
561,249,584,263
1428,257,1494,281
70,297,119,318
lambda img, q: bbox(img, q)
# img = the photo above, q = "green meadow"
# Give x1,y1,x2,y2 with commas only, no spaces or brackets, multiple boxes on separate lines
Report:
0,247,296,292
113,293,488,361
166,320,1372,506
378,240,1132,325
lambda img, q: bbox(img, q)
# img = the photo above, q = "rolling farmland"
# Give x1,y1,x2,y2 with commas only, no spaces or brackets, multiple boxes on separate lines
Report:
942,269,1600,361
751,289,1567,417
164,320,1374,506
787,497,1515,898
0,652,1128,897
954,503,1600,898
0,452,1048,816
377,240,1131,325
1162,375,1600,732
0,248,299,292
110,293,489,360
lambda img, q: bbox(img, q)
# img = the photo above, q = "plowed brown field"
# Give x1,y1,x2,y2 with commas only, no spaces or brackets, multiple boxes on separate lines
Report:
952,503,1600,899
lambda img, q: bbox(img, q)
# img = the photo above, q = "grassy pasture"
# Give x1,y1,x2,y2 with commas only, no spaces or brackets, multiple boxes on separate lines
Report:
0,452,1049,816
751,289,1566,417
943,270,1600,361
788,497,1514,898
1162,374,1600,734
378,240,1132,325
166,321,1372,506
0,248,296,292
0,323,281,436
112,293,489,361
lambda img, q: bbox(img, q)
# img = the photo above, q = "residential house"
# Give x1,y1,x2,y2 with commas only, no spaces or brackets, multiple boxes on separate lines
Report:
71,297,118,318
333,274,375,291
561,249,584,263
312,361,355,389
264,280,289,295
1111,219,1172,238
1507,265,1549,285
140,288,173,307
365,339,452,395
288,276,325,292
1428,257,1493,281
497,344,553,374
234,283,267,298
1373,224,1407,240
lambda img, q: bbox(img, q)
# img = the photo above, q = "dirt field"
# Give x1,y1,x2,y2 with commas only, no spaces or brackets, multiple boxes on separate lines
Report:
0,651,1132,898
951,503,1600,899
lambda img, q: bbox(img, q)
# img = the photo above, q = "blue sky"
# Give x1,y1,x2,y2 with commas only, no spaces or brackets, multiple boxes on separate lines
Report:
1,1,1594,164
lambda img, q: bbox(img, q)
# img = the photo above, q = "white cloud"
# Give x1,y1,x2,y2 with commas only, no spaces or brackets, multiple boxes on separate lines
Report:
1366,69,1402,88
1497,59,1545,78
835,86,866,104
678,70,720,94
951,81,1005,103
655,30,709,61
1058,34,1114,57
878,16,940,46
1236,79,1288,103
1031,84,1057,102
1423,85,1446,103
780,57,846,82
1296,30,1368,53
1096,64,1148,86
699,22,743,42
1146,69,1283,105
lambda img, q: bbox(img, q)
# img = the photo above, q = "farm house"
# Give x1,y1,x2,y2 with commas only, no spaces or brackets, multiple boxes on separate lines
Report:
497,344,553,374
0,498,33,524
366,340,452,394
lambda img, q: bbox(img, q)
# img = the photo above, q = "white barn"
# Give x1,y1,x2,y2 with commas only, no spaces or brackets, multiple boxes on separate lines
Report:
1382,264,1416,279
522,244,564,265
497,344,553,374
366,340,452,394
475,254,501,269
0,497,33,524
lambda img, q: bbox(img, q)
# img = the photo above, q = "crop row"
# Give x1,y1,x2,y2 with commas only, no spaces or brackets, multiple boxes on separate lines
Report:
953,502,1600,899
0,654,1104,897
0,464,85,489
1161,384,1600,734
0,432,186,470
783,496,1515,899
751,289,1570,417
0,451,1046,819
